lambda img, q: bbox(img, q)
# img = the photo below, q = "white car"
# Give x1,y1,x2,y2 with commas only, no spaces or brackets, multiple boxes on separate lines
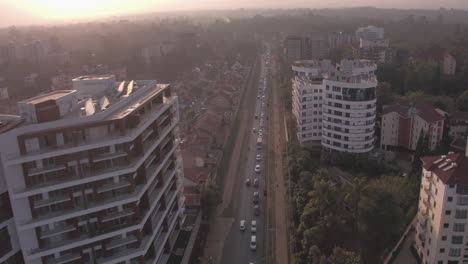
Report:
251,220,257,233
256,154,261,161
250,235,257,250
240,220,246,231
255,164,261,173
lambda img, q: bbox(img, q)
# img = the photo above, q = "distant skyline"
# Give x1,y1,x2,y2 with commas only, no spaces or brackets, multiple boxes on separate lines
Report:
1,0,468,27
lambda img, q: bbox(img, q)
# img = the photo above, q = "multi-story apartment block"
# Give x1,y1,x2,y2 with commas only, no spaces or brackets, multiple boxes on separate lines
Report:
380,101,445,152
442,52,457,76
0,77,185,264
292,59,377,153
285,36,307,62
355,26,389,64
0,116,24,264
415,152,468,264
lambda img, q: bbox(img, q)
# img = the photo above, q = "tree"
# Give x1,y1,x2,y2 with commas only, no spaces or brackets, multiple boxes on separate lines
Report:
358,187,403,263
200,181,220,217
456,90,468,111
327,247,361,264
413,130,430,171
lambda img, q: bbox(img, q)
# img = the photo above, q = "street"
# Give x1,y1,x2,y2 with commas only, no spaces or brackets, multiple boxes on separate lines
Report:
219,46,272,264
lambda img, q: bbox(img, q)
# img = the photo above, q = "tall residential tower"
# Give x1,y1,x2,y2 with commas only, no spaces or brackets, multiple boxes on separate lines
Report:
0,77,185,264
292,59,377,153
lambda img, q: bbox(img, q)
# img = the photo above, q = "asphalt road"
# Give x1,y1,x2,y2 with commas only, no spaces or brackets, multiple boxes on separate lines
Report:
220,47,271,264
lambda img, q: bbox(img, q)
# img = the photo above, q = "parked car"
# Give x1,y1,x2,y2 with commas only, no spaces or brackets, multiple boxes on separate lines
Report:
256,154,261,161
245,178,251,186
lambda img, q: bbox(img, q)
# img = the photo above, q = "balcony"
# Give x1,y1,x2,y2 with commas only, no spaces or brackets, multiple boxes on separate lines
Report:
34,195,71,209
48,253,81,264
14,121,178,199
102,209,135,223
28,164,67,177
106,235,139,250
93,151,128,163
40,225,77,239
7,96,177,166
97,181,131,194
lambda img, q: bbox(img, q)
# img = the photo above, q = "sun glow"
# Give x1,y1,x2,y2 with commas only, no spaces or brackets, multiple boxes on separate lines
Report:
13,0,148,20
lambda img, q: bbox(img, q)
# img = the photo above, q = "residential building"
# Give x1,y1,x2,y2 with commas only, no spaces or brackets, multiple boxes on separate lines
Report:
284,36,305,62
72,75,116,100
442,52,457,76
292,59,377,153
327,32,355,49
380,101,445,152
0,77,8,99
0,77,185,264
415,152,468,264
355,26,389,64
292,60,332,145
448,112,468,139
0,116,23,264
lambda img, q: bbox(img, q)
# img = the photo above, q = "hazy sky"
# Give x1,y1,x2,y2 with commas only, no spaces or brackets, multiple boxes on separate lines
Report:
2,0,468,25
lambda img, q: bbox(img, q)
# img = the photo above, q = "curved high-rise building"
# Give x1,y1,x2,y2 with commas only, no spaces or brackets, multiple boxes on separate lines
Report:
291,59,377,153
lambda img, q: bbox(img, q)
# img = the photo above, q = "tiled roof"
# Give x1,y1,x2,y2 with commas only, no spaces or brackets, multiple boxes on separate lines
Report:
421,153,468,185
451,111,468,121
382,100,445,123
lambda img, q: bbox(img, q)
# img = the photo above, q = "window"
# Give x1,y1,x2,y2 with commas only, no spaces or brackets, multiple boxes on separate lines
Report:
457,196,468,205
444,223,449,228
455,210,467,219
453,223,465,232
451,235,463,244
449,184,455,188
440,248,445,253
446,210,451,215
442,236,447,241
448,248,461,257
0,227,12,258
448,196,453,202
456,184,468,195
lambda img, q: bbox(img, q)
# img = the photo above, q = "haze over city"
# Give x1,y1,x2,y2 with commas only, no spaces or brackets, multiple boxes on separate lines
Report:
1,1,468,264
1,0,468,26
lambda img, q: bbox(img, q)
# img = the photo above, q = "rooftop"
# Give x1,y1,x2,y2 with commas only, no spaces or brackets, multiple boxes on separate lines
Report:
451,111,468,121
382,101,445,123
20,90,75,105
422,153,468,185
0,115,22,134
72,75,114,81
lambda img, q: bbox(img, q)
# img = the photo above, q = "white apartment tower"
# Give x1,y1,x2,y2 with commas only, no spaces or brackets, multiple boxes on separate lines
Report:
292,59,377,153
0,77,185,264
415,152,468,264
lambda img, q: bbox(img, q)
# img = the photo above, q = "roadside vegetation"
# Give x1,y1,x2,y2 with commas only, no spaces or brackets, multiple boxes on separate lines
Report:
287,145,420,263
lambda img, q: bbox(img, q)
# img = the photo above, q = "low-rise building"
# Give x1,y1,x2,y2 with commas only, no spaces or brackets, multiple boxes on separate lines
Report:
380,101,445,152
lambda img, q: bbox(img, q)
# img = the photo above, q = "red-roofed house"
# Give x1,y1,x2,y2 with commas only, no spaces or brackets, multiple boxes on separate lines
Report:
380,101,445,152
415,152,468,263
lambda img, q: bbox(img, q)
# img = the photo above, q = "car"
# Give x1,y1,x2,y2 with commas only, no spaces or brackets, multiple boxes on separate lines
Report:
253,178,259,187
246,178,251,186
250,236,257,250
254,164,261,173
240,220,246,231
258,132,263,138
252,128,256,133
253,194,259,204
254,205,260,216
255,114,258,119
260,113,264,117
256,154,261,161
257,95,260,99
251,220,257,233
